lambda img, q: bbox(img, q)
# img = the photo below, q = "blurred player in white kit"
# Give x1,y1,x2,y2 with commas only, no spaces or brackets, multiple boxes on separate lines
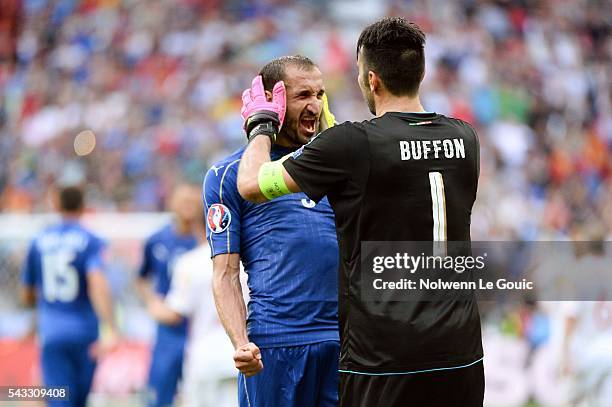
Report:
147,242,241,407
562,236,612,407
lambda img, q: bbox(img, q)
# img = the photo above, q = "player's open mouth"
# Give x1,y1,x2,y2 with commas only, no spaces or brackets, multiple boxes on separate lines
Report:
300,117,317,135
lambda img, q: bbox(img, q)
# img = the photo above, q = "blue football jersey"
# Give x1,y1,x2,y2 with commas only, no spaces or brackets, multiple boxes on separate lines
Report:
203,145,340,348
21,220,106,345
138,224,199,296
138,224,198,336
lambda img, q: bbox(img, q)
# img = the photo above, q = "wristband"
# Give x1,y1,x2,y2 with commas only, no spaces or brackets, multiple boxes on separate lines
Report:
246,111,280,143
248,122,278,143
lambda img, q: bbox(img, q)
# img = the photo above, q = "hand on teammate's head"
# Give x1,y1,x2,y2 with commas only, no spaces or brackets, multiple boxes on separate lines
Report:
242,58,328,146
241,75,286,127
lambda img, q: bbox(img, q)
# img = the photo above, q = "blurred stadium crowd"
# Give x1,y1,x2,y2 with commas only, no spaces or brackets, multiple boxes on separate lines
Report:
0,0,610,240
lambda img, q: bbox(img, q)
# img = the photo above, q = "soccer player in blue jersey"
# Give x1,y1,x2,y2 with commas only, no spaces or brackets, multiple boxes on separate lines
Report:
20,186,118,407
136,184,202,407
205,56,340,406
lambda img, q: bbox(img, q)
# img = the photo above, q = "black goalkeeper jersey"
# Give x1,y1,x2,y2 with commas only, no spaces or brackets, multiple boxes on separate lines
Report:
283,111,483,374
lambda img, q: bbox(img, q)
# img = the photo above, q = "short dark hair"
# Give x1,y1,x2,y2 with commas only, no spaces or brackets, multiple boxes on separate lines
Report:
59,186,84,212
259,55,317,92
356,17,426,96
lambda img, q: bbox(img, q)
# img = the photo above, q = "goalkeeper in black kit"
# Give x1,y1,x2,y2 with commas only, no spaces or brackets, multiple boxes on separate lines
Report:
237,17,484,407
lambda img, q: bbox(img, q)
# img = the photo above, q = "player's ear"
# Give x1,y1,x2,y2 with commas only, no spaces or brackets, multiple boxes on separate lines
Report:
265,90,273,102
368,71,378,93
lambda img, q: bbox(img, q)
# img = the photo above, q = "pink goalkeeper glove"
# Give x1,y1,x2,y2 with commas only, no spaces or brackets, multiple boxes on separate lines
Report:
241,75,286,142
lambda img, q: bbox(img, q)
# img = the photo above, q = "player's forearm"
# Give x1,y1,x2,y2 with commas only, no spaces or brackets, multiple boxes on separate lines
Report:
213,266,249,348
135,277,158,304
19,287,36,308
237,136,271,203
563,316,577,353
147,297,183,326
153,309,182,325
88,272,117,332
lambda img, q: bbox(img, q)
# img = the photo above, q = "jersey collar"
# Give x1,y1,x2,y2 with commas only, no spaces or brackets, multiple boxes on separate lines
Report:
271,144,296,159
386,111,437,119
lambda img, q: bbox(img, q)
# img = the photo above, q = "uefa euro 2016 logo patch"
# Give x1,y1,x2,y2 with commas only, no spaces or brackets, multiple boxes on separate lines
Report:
207,203,231,233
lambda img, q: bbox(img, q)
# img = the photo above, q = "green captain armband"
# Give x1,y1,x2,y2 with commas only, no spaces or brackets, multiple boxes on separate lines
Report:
258,158,291,200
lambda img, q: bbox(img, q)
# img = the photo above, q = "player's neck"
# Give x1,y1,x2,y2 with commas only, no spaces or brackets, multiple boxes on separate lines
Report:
61,212,81,222
375,94,425,117
274,134,301,149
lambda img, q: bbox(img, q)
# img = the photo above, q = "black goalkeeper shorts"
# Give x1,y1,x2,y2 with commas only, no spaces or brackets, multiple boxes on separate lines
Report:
339,360,485,407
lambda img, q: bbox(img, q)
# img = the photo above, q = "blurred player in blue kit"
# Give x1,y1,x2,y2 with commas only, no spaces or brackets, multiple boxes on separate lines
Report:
20,186,118,407
135,184,202,407
204,56,340,406
145,242,241,407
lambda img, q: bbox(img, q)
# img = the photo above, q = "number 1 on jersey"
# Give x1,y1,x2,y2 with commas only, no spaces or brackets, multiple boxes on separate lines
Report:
429,172,447,256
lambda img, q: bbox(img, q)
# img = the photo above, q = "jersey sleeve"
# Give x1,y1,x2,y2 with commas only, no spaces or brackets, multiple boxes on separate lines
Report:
472,126,480,183
462,121,480,197
21,241,38,287
283,122,361,202
203,162,242,257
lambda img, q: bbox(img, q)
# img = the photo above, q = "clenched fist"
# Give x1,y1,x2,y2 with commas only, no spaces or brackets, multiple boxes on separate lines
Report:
234,342,264,377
